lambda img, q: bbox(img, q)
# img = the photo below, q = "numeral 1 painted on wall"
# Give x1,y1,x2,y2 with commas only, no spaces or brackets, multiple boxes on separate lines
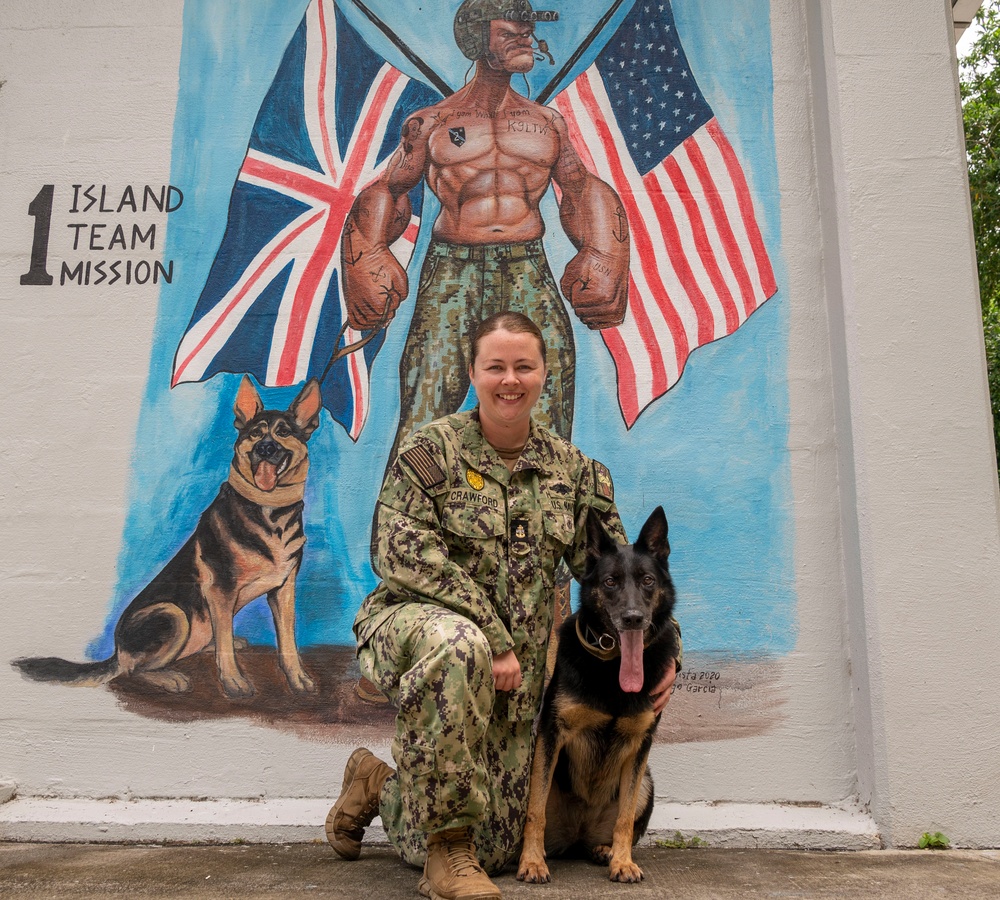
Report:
20,185,55,286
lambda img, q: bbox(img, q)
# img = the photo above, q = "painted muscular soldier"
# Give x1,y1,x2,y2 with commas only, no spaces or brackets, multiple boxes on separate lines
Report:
341,0,631,461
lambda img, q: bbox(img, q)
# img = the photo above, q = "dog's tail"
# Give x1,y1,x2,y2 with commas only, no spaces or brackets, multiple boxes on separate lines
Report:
11,653,119,686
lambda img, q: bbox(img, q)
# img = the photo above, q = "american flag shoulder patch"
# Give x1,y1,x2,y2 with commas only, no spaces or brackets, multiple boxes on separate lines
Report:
400,445,446,491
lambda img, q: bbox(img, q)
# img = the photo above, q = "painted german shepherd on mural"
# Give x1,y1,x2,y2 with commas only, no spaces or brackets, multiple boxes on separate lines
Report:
13,376,322,699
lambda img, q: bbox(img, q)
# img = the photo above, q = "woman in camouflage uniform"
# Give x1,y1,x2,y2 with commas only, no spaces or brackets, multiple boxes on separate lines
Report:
326,313,678,900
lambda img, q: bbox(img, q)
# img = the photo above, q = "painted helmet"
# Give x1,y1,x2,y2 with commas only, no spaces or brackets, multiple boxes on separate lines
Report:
453,0,558,61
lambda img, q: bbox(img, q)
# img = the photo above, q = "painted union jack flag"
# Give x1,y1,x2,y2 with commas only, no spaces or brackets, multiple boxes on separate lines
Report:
555,0,777,428
171,0,440,439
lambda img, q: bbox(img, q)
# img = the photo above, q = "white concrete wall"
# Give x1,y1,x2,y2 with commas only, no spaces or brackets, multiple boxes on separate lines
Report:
1,0,998,848
806,0,1000,848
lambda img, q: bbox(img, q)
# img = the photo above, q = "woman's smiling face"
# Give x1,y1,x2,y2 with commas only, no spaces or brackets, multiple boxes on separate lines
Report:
469,327,547,443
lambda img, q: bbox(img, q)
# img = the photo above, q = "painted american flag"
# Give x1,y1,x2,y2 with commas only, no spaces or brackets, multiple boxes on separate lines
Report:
171,0,440,440
554,0,777,428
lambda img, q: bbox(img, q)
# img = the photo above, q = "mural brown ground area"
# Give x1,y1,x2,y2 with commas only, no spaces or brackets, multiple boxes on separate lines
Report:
109,649,785,744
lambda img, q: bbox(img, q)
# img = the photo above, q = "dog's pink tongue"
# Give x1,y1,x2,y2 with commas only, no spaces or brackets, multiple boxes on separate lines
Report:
255,460,278,492
619,630,645,692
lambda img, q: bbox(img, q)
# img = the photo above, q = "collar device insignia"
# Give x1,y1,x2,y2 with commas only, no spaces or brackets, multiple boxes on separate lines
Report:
575,618,620,660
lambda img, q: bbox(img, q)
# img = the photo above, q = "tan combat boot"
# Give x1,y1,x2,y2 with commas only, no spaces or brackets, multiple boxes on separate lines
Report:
418,827,502,900
325,747,394,860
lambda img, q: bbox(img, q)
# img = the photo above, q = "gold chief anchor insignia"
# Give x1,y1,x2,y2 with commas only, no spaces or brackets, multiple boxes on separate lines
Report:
466,468,485,491
511,517,530,555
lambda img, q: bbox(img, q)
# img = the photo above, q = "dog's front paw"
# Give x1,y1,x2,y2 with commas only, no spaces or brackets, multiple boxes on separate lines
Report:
590,844,612,865
516,857,551,884
137,669,191,693
285,668,316,693
221,673,255,698
609,857,644,883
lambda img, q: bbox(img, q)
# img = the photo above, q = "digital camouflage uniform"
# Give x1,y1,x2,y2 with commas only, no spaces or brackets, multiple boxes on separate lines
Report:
390,239,576,464
354,410,624,873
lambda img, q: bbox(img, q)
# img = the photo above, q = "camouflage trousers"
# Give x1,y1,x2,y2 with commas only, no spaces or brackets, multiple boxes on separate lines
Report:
390,238,576,465
359,602,535,874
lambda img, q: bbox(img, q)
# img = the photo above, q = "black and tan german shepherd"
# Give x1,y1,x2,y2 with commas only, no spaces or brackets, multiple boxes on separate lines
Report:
518,506,679,884
13,376,322,699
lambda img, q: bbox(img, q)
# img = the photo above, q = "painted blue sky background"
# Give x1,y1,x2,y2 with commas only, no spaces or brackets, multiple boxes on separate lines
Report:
92,0,792,659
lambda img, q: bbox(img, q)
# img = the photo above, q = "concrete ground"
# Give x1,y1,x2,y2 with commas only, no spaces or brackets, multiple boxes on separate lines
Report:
3,842,1000,898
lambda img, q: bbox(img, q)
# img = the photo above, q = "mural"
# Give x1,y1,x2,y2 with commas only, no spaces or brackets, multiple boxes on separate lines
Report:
15,378,324,698
14,0,790,741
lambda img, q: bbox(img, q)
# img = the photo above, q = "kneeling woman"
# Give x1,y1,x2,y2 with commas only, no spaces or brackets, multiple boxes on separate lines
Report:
326,312,678,900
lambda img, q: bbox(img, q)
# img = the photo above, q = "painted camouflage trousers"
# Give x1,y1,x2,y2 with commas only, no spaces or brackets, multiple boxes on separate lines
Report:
390,239,576,466
359,603,534,875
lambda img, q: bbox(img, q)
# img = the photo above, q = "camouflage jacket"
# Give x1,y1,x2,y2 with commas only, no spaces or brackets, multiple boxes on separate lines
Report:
354,410,626,720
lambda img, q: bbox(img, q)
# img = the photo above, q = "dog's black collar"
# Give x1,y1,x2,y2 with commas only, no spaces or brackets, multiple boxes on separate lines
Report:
575,619,655,661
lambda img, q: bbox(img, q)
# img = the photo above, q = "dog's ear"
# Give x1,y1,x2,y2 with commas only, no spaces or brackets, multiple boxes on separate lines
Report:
635,506,670,563
234,375,264,430
289,379,323,439
585,507,620,561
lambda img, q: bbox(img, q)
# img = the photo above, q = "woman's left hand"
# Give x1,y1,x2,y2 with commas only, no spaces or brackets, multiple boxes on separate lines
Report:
492,650,522,692
651,657,677,717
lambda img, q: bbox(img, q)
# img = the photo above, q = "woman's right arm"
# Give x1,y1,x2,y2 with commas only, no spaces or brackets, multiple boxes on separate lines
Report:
373,450,515,657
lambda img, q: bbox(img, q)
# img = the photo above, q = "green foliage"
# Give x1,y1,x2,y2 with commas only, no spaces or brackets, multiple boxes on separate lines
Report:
655,830,707,849
984,301,1000,461
918,831,951,850
961,1,1000,470
962,2,1000,310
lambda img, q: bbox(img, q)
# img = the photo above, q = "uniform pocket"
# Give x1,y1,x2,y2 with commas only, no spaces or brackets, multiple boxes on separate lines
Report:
441,502,506,540
525,255,560,294
441,501,506,583
396,738,488,830
416,255,441,297
539,499,576,547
